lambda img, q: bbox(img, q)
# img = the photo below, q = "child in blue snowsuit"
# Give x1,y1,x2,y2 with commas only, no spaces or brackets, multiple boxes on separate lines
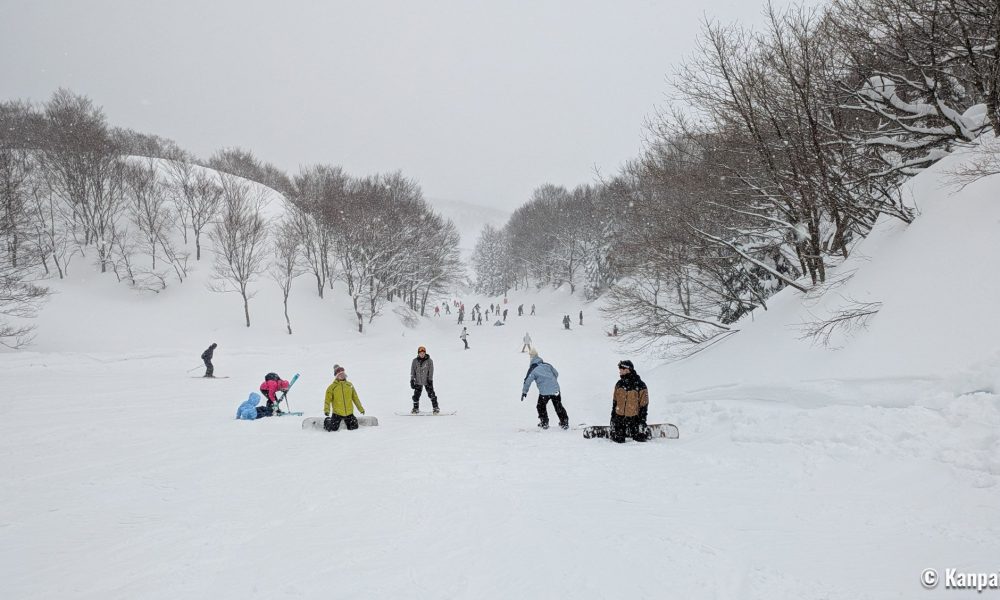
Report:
236,392,262,420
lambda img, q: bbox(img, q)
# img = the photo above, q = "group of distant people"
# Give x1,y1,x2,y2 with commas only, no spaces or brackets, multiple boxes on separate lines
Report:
208,300,645,441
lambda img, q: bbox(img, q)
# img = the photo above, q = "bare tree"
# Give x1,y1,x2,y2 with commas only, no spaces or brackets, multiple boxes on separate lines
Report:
799,298,883,348
472,224,514,296
208,175,269,327
410,216,462,315
832,0,999,163
169,166,222,261
125,159,172,270
290,164,347,298
270,219,305,334
0,101,38,271
27,179,76,278
0,259,48,348
945,136,1000,190
0,101,49,346
40,89,130,273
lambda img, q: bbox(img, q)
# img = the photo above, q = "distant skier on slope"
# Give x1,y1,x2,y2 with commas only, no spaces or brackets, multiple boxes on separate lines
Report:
324,364,365,431
521,332,532,353
258,372,291,416
460,327,470,350
410,345,440,414
201,342,218,377
521,348,569,430
609,360,649,443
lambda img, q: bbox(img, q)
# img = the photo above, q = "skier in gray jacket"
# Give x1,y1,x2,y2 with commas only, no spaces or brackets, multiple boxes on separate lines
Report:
410,346,439,414
521,349,569,429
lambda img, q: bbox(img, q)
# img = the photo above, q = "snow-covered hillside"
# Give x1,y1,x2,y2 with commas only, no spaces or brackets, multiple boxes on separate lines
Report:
2,143,1000,599
426,197,509,259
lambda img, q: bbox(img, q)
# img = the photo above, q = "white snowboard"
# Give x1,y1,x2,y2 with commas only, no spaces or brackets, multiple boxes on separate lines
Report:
394,411,457,416
301,416,379,431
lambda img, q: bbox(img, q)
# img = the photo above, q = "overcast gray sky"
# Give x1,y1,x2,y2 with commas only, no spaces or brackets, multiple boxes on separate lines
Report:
1,0,805,210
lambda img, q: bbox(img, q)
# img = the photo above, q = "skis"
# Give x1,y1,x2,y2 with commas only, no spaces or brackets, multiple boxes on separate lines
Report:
275,373,300,414
394,411,457,416
191,376,230,379
582,423,680,440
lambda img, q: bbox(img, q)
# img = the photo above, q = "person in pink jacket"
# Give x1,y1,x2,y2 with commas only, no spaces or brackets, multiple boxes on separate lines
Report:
258,372,290,416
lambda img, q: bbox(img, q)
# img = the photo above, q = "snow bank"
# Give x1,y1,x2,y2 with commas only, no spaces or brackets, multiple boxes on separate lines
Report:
660,135,1000,392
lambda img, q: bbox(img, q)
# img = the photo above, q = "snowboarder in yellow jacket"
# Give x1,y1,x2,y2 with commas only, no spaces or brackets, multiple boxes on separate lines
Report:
323,364,365,431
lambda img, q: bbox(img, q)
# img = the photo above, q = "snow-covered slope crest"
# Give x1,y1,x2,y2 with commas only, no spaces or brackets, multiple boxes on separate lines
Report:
17,161,338,353
662,134,1000,393
426,197,510,258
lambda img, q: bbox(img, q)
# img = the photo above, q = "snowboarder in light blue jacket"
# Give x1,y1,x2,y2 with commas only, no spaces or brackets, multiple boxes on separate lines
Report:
521,349,569,429
236,392,262,420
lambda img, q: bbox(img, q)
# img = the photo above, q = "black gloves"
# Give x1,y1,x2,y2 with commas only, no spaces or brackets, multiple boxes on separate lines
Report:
410,380,418,389
521,393,526,402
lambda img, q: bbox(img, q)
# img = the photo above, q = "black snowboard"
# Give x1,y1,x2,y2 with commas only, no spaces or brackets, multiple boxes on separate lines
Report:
582,423,679,440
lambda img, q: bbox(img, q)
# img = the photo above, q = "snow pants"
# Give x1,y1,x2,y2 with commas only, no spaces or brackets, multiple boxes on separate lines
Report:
324,414,359,431
610,414,649,443
537,394,569,427
412,383,438,411
203,358,214,377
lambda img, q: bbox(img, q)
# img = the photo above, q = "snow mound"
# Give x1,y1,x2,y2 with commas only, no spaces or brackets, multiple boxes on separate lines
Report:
662,134,1000,392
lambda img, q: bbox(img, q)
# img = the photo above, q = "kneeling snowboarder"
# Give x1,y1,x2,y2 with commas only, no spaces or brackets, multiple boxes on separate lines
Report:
324,364,365,431
521,348,568,429
610,360,649,442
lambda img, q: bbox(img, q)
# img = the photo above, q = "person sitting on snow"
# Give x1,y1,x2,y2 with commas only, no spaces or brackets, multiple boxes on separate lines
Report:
324,364,366,431
258,372,290,416
236,392,262,420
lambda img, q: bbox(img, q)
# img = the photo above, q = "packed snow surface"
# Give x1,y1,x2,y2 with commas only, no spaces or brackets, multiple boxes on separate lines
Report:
2,145,1000,599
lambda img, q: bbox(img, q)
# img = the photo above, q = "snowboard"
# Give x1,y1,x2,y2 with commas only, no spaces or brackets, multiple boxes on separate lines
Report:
301,416,379,430
394,411,457,416
582,423,679,440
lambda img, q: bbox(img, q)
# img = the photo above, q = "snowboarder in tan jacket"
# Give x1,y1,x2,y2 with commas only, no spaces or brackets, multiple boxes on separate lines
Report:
609,360,649,443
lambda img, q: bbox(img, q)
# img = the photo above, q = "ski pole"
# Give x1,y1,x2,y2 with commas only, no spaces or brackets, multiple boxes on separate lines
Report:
186,364,204,373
